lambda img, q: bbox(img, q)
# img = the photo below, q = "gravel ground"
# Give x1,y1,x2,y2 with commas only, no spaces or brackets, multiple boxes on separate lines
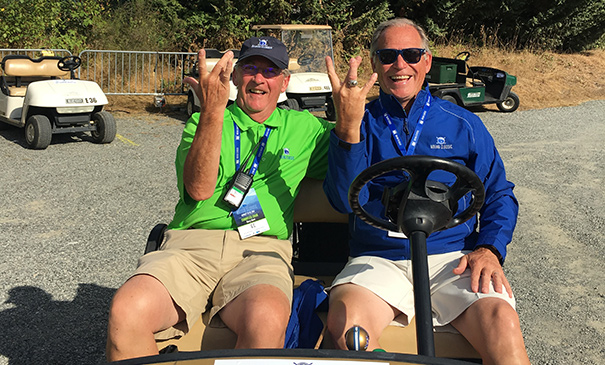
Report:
0,100,604,364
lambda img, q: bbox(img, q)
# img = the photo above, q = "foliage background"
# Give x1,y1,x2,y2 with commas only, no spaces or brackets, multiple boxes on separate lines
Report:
1,0,604,56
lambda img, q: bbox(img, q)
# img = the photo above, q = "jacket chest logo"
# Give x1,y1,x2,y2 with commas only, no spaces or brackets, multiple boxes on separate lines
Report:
430,136,453,150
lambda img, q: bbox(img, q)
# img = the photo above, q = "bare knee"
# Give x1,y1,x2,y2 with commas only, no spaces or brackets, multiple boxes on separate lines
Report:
109,276,171,331
480,299,522,335
453,298,529,365
248,301,290,335
326,284,398,350
108,275,184,343
326,296,348,343
221,284,290,348
106,275,182,361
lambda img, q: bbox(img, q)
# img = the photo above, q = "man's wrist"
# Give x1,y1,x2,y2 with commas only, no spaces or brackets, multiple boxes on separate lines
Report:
474,244,503,264
334,124,361,144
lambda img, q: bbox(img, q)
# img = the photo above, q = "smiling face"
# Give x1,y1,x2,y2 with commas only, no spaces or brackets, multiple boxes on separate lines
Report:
233,56,290,123
371,25,432,111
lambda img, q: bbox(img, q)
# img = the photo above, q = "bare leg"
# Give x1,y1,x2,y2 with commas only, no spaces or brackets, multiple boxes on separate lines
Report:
219,284,291,348
106,274,185,361
452,297,530,365
327,283,401,351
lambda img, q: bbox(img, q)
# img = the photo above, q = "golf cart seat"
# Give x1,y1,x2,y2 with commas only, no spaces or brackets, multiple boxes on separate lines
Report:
146,178,480,361
0,55,68,97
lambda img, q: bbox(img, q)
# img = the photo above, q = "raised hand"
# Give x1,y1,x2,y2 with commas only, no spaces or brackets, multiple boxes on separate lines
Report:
182,50,234,200
183,49,234,113
325,55,377,143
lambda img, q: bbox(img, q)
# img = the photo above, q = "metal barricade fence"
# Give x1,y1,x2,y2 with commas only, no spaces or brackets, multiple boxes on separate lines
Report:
1,49,201,99
77,50,197,96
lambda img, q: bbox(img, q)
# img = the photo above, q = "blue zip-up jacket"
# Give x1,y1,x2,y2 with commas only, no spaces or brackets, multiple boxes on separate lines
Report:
323,88,518,262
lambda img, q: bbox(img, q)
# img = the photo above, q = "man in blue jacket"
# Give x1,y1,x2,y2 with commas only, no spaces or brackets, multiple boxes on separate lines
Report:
323,18,530,364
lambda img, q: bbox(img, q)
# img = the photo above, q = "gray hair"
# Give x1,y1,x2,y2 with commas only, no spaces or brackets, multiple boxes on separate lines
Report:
370,18,431,58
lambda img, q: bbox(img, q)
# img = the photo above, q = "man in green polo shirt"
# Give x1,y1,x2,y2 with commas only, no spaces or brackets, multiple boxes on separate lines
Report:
106,36,333,361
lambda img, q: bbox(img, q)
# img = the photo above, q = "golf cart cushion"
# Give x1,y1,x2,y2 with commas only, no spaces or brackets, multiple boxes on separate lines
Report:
288,58,301,71
1,56,69,97
2,55,68,78
1,55,68,96
156,276,480,358
6,85,26,97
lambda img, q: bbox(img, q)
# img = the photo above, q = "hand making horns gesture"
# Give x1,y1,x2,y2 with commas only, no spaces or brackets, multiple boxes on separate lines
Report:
183,49,234,112
325,55,377,143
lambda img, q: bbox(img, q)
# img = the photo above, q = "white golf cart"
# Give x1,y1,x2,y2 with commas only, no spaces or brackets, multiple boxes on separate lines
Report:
0,54,116,149
186,25,335,121
253,24,335,120
185,49,243,118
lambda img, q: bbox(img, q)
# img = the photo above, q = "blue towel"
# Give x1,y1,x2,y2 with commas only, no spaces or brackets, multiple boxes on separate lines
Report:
284,279,328,348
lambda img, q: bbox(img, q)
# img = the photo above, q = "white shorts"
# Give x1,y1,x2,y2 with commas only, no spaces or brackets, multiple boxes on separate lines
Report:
328,251,516,328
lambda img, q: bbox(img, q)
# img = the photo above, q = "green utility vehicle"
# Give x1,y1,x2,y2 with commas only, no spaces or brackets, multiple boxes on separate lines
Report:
426,52,520,112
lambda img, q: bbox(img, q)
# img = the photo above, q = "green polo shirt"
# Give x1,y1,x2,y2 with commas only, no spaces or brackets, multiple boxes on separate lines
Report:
167,103,334,239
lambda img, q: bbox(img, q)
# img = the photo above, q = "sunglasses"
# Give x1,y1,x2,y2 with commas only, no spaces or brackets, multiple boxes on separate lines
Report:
239,64,283,78
375,48,427,65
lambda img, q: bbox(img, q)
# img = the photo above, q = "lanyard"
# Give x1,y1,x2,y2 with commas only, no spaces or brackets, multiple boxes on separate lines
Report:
234,120,271,176
381,87,432,156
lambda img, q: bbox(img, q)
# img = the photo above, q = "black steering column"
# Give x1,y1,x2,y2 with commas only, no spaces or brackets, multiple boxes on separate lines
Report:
348,155,485,356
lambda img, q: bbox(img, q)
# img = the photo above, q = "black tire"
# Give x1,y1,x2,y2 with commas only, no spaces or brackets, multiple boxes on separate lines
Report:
325,96,336,121
286,98,300,110
280,98,300,111
186,92,199,117
441,94,459,106
91,111,117,144
497,91,520,113
25,115,52,149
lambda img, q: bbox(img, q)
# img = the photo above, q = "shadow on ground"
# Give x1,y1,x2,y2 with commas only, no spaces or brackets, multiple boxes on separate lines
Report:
0,284,115,365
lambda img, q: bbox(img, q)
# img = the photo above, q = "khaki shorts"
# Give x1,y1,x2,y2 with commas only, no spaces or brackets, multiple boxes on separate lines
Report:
134,229,294,340
329,251,516,329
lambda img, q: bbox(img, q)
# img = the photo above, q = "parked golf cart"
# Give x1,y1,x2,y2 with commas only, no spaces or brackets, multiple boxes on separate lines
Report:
252,24,335,120
120,157,486,365
426,52,520,112
0,54,116,149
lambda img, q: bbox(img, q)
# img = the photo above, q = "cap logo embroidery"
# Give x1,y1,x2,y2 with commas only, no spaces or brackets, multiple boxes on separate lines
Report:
252,39,273,50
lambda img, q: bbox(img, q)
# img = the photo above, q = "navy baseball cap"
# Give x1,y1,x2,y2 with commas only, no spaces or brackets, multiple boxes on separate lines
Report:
237,36,289,69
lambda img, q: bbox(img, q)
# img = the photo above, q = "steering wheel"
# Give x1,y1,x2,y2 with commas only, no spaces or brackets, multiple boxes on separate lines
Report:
455,51,471,61
297,53,315,66
57,56,82,71
348,156,485,236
